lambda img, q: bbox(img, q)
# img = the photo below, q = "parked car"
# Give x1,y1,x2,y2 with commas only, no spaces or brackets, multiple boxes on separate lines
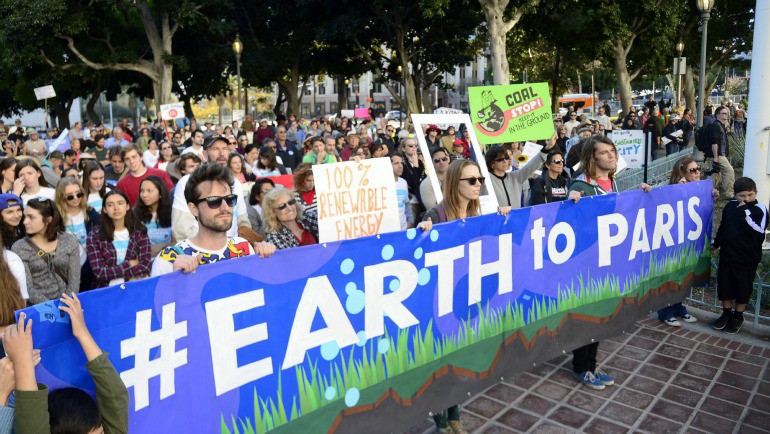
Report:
386,110,407,121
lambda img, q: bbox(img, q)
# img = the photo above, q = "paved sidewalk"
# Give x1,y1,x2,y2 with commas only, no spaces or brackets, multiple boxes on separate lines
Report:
402,314,770,434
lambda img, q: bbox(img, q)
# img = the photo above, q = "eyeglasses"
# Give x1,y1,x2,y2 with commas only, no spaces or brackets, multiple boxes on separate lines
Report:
405,144,416,148
550,159,564,165
495,155,512,162
688,167,701,173
433,157,449,163
229,141,237,145
275,198,297,211
66,192,85,201
193,194,238,209
460,177,486,186
386,129,394,132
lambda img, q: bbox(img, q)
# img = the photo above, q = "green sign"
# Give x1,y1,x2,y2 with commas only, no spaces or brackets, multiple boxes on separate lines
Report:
468,83,554,145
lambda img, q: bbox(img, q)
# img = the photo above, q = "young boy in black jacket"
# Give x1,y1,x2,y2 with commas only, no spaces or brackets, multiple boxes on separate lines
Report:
711,177,768,334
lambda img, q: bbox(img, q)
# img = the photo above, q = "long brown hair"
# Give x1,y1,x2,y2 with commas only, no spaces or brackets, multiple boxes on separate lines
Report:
578,134,617,179
669,157,696,185
0,232,25,326
441,160,481,221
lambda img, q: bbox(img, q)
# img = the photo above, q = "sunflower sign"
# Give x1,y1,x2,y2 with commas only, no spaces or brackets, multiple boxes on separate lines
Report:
469,83,554,145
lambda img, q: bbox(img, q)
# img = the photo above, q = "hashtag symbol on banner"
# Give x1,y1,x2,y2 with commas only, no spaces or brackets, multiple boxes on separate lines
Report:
120,303,188,411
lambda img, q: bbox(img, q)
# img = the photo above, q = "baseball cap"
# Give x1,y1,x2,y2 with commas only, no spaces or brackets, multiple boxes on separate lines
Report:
0,194,22,211
203,135,228,149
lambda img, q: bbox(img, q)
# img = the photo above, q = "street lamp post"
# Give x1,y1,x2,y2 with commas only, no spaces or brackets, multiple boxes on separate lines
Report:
696,0,714,127
232,34,243,113
676,39,684,109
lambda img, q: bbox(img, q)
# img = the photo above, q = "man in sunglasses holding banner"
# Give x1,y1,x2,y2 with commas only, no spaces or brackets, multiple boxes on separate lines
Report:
151,163,275,276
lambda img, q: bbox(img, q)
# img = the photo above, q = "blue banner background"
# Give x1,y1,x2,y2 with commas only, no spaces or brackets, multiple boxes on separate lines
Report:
22,181,713,433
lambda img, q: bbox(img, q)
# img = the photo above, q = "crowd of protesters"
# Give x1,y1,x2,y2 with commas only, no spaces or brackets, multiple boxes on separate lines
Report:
0,94,758,434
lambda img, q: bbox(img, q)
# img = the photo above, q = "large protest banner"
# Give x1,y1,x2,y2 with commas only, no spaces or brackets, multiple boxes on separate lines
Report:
23,182,712,434
312,159,400,242
468,83,555,145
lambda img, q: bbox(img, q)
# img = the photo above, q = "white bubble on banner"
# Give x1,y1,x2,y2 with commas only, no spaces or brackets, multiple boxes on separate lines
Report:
345,282,356,295
381,244,394,260
340,258,355,274
345,388,360,407
356,331,367,347
320,340,340,361
414,247,423,259
378,339,389,354
325,386,336,400
430,230,439,242
388,278,400,292
406,228,417,239
345,290,365,314
418,268,431,285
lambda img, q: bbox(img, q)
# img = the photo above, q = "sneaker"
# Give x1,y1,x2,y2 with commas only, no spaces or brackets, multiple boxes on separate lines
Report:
593,368,615,386
723,316,744,334
664,318,682,327
679,314,697,323
574,371,605,390
713,311,731,330
448,420,468,434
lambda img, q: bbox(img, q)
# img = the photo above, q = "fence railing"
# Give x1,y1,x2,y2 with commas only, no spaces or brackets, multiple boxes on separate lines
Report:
687,260,769,326
615,148,694,191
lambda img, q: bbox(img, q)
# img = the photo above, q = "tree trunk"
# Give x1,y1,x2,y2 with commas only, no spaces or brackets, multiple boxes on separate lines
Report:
337,75,346,115
684,66,696,114
181,96,194,120
421,86,432,113
273,87,285,117
52,99,73,129
612,42,633,114
483,5,510,86
86,92,101,124
551,49,561,112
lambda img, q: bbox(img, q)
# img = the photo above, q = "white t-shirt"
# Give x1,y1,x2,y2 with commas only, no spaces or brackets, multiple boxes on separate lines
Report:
143,149,160,169
109,228,130,286
66,211,89,266
151,236,254,277
21,187,55,205
395,177,409,230
87,192,103,213
172,173,248,239
144,212,172,245
181,146,205,159
4,249,29,299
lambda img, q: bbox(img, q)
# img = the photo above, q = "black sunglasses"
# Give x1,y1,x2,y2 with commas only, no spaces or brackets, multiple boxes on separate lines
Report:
67,192,85,201
495,155,511,162
194,194,238,209
433,157,449,163
460,176,486,186
688,167,701,173
550,159,564,165
275,198,297,211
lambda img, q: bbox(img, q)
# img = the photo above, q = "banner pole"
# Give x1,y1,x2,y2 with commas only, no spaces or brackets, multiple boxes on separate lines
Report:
644,133,650,184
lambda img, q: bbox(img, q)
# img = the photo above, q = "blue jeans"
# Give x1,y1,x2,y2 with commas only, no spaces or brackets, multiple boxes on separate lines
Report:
658,302,688,321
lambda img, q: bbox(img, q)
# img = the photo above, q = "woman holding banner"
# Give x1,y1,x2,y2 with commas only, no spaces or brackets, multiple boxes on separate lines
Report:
420,159,502,434
263,186,319,250
530,150,570,205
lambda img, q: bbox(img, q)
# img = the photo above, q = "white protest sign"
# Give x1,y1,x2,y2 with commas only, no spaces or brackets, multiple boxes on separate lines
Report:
411,113,500,215
160,103,185,121
232,110,245,122
433,107,464,130
313,158,400,243
519,142,543,166
609,130,645,169
34,85,56,100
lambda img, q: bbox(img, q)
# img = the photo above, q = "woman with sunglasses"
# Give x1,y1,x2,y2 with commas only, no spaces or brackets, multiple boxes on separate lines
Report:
14,159,55,205
135,176,175,256
263,186,318,250
0,193,25,249
154,141,178,172
530,151,570,205
55,176,100,256
86,190,151,289
486,133,557,210
11,198,81,304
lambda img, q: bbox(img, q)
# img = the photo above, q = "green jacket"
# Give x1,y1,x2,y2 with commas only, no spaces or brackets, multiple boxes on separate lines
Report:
568,174,617,197
14,352,129,434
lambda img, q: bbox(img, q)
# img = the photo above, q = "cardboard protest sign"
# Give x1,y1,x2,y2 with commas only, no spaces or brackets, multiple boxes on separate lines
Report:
354,108,370,119
609,130,646,169
34,85,56,100
411,113,500,214
433,107,464,130
24,182,712,434
313,158,400,242
468,83,554,144
160,103,185,121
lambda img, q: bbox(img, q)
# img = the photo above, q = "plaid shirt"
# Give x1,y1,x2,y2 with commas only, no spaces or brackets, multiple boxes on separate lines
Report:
86,228,152,289
265,212,319,250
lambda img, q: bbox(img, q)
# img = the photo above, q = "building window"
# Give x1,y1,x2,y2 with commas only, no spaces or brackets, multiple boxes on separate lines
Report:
315,103,324,116
374,83,383,93
301,103,310,116
330,102,338,114
319,84,326,95
305,86,312,96
333,83,338,94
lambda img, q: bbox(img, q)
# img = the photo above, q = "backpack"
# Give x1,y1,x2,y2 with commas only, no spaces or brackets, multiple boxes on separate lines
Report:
695,124,711,153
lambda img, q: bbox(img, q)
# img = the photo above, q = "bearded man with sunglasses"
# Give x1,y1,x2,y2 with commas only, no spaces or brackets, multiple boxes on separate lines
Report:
152,164,275,276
